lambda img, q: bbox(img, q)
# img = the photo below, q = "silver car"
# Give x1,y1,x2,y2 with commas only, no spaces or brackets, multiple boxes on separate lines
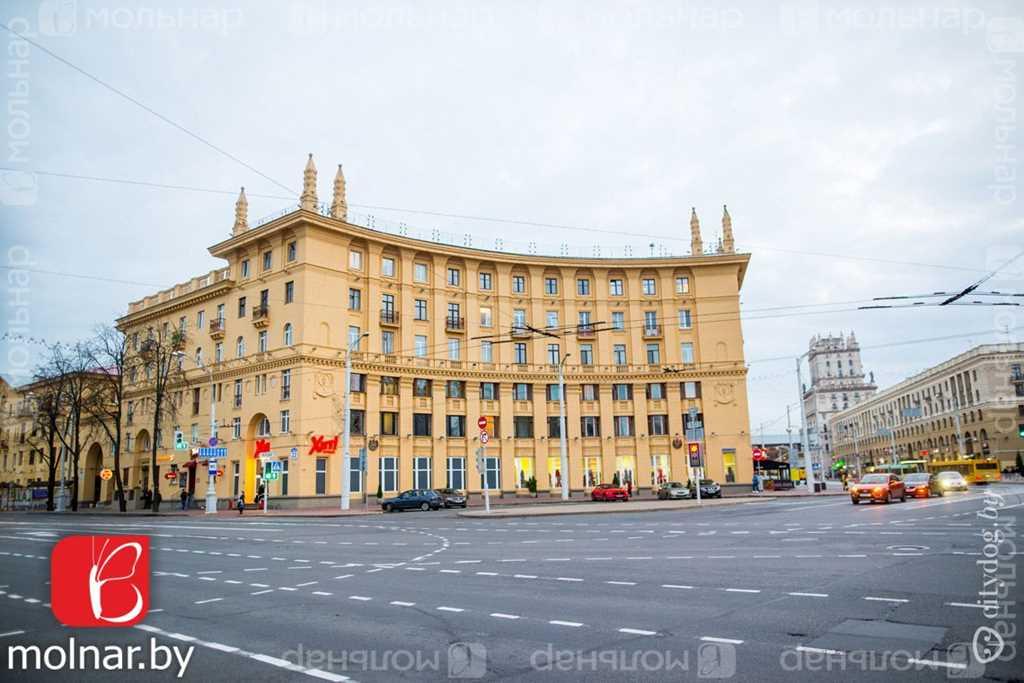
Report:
657,482,690,500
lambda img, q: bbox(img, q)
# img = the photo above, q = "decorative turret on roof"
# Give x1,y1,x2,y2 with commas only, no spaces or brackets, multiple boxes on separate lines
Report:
232,186,248,234
299,153,318,211
690,207,703,256
722,204,735,254
331,164,347,220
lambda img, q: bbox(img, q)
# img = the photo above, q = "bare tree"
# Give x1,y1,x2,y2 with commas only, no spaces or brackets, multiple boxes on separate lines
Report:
50,343,92,512
137,324,188,513
83,325,131,512
22,369,68,511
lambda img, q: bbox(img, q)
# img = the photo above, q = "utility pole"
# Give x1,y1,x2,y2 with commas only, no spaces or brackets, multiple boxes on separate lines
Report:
558,353,570,500
205,364,218,514
341,332,368,511
796,356,816,493
952,394,965,457
786,405,794,467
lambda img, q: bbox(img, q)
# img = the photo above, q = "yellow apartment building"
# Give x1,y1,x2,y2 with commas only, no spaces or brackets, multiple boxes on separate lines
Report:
6,156,755,508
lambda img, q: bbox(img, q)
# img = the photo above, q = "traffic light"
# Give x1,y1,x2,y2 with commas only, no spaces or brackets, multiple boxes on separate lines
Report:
173,430,186,450
1019,423,1024,438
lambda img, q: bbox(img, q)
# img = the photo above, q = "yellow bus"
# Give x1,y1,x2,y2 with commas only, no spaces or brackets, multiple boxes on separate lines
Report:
926,458,1002,484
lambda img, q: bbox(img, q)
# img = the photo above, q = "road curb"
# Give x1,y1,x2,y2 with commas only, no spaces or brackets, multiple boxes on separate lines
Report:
456,496,772,518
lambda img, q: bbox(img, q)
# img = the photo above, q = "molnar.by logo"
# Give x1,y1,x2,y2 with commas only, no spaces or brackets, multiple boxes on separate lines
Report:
51,535,150,627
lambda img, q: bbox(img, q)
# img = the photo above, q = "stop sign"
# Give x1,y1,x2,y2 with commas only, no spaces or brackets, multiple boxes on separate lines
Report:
477,417,488,430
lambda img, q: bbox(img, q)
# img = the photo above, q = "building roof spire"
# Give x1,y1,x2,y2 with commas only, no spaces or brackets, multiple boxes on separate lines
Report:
331,164,348,221
232,186,248,234
690,207,703,256
722,204,735,253
300,153,318,211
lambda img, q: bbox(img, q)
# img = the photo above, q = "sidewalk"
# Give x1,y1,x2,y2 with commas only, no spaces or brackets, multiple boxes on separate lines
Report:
458,495,769,518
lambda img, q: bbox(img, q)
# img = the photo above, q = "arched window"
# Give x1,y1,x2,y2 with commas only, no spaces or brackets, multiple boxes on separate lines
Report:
284,323,293,346
236,336,245,358
258,416,271,436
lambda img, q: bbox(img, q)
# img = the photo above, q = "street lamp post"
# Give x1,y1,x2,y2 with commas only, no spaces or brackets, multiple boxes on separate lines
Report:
173,351,219,514
795,355,817,494
558,352,571,500
341,332,368,511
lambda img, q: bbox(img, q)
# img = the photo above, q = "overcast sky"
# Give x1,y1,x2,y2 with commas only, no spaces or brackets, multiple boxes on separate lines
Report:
2,0,1021,433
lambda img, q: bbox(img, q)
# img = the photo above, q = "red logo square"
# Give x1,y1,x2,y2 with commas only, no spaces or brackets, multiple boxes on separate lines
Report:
51,535,149,627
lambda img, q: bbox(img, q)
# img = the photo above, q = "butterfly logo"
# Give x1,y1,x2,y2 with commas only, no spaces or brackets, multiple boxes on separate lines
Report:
52,535,150,627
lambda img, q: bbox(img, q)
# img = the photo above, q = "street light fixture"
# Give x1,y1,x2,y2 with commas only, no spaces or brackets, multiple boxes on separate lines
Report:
341,332,369,511
557,352,571,500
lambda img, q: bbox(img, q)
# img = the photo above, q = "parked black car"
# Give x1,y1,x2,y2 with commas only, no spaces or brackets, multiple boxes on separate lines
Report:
381,489,442,512
436,488,467,508
688,479,722,499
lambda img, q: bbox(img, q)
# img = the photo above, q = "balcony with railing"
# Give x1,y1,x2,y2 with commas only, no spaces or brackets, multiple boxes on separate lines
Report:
209,318,225,339
642,324,663,339
510,325,532,338
446,317,466,333
576,324,595,339
252,305,270,328
380,310,400,327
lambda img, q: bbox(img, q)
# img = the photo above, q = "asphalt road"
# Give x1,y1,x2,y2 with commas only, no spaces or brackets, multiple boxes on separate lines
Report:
1,484,1021,682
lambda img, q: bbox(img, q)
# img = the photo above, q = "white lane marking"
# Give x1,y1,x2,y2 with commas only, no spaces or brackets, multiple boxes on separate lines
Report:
906,657,967,671
665,556,693,560
945,602,985,609
134,624,350,682
455,560,481,564
864,596,909,603
753,555,781,559
0,630,26,638
606,581,637,586
618,628,657,636
295,581,318,587
796,645,843,655
439,570,461,574
197,570,223,575
513,574,538,579
278,587,297,591
701,636,743,644
195,597,223,605
349,596,372,601
243,568,268,572
198,577,217,582
662,584,694,590
249,583,270,588
390,601,416,607
288,566,312,570
251,589,274,595
490,613,520,620
838,554,867,558
404,567,426,571
724,588,760,593
556,577,583,582
788,592,829,598
333,575,353,580
225,580,243,585
312,591,333,596
437,606,464,612
549,620,583,627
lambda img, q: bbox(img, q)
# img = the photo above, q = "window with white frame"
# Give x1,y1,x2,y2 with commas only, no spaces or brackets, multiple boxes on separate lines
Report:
678,309,692,329
280,409,290,433
642,278,656,295
675,276,689,294
414,263,428,282
415,335,428,357
380,456,398,492
613,344,627,365
447,457,466,490
382,256,396,277
284,323,293,346
480,341,493,363
681,342,695,364
612,311,625,330
413,456,432,489
349,250,362,270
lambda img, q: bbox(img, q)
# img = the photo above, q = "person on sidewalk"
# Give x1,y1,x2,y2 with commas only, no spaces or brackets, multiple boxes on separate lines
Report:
751,472,759,495
237,491,246,515
179,488,188,510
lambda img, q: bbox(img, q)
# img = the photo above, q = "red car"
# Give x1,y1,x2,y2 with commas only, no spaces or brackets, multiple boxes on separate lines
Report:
903,473,937,498
850,473,906,504
591,484,630,501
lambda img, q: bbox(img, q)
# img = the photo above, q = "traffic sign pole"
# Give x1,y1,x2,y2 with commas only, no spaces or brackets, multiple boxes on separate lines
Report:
475,446,490,514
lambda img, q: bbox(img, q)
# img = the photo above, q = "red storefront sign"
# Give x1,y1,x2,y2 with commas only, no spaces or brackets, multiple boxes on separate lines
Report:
309,435,339,455
253,439,271,458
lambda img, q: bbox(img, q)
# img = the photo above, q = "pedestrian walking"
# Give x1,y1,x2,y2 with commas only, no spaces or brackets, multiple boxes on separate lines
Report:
751,472,759,495
179,488,188,510
237,491,246,515
626,480,632,498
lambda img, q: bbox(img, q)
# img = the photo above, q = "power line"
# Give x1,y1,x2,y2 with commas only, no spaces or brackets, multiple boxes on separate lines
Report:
0,23,297,197
3,165,992,275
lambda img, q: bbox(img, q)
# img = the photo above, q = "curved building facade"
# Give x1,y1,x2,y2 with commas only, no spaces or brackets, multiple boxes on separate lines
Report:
114,158,754,507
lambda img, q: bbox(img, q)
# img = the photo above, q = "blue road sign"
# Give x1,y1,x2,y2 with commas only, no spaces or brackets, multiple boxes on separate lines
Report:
269,461,283,473
208,437,218,447
198,447,227,459
208,462,218,475
289,447,299,461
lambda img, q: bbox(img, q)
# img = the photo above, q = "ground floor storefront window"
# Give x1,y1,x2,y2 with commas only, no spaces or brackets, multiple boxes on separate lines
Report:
583,456,601,487
546,456,563,490
413,456,431,489
722,448,737,483
447,457,465,490
514,457,534,489
651,454,669,486
615,455,636,488
380,456,398,493
481,457,500,489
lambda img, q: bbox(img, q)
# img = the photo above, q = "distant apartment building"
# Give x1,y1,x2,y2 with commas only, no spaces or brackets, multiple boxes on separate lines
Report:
801,332,877,456
829,343,1024,469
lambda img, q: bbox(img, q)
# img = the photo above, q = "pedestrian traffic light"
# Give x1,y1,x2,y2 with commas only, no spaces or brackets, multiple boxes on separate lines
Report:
174,430,186,450
1019,423,1024,438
